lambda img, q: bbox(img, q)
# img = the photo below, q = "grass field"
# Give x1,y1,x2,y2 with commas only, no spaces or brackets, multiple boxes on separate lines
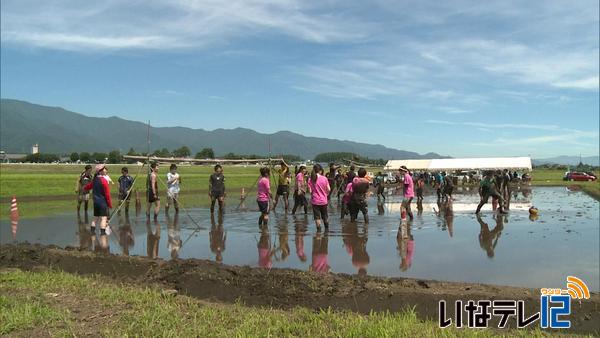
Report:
0,268,548,337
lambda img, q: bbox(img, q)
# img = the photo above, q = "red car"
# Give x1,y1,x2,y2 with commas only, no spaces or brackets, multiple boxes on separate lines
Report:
564,172,597,182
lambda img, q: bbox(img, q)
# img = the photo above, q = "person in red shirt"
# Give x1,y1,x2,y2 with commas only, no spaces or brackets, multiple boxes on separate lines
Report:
84,164,113,236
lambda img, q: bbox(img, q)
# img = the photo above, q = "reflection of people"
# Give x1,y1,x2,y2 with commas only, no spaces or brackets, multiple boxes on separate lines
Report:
396,219,414,271
258,227,274,268
77,213,93,250
118,213,135,256
477,214,504,258
342,222,369,276
210,214,226,263
167,212,182,259
310,230,330,273
443,200,454,238
416,199,423,216
146,218,161,259
294,217,308,262
276,220,290,261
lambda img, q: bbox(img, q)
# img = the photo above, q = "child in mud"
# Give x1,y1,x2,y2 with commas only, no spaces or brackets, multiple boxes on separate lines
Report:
166,164,181,214
475,171,506,214
257,167,272,227
335,168,344,201
416,174,425,201
346,165,356,184
374,172,386,202
349,168,370,223
400,166,415,221
209,164,225,215
118,167,134,214
272,161,290,212
292,166,308,215
84,164,113,236
326,163,339,200
76,164,93,214
146,162,160,220
443,172,454,201
308,164,331,229
340,180,353,219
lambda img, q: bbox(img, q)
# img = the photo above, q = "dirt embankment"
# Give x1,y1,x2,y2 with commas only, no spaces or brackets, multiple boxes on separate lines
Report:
1,243,598,334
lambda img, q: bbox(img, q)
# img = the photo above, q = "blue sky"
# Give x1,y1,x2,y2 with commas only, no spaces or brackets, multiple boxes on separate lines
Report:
1,0,598,158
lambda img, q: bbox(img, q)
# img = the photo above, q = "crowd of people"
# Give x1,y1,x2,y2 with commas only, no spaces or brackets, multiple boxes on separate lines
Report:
75,162,525,239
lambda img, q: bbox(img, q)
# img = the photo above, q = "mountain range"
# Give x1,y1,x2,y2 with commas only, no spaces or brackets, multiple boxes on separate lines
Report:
532,156,599,167
0,99,445,160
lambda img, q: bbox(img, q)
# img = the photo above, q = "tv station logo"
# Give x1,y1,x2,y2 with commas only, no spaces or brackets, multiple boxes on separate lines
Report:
439,276,590,329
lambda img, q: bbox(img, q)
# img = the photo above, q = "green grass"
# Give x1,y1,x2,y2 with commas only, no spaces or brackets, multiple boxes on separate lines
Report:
530,169,600,199
0,269,550,337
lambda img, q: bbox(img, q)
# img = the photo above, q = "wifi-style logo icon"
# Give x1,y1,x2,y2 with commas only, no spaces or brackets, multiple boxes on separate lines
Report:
565,276,590,300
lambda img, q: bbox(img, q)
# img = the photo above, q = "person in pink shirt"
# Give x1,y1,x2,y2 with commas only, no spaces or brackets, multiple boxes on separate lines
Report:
308,164,331,228
292,166,308,215
256,167,272,227
400,165,415,221
340,181,353,219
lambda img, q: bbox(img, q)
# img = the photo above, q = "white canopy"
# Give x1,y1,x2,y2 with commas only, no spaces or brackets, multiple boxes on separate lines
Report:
384,157,532,171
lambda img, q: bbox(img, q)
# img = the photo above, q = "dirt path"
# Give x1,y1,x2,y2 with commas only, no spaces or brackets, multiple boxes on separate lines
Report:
1,243,598,334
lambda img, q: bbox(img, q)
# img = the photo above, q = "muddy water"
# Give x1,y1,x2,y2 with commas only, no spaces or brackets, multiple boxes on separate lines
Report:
1,186,598,291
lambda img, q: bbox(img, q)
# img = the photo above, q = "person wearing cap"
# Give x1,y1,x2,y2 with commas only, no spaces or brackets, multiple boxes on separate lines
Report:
83,164,113,236
76,164,93,214
146,162,160,220
399,166,415,221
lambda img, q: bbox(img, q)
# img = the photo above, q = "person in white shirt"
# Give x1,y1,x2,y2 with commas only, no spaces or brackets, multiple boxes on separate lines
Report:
166,164,181,213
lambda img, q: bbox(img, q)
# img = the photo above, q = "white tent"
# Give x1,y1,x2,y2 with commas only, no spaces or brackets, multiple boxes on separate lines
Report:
384,157,532,171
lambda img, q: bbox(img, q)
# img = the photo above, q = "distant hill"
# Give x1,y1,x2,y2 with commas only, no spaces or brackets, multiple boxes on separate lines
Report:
0,99,447,160
533,156,599,167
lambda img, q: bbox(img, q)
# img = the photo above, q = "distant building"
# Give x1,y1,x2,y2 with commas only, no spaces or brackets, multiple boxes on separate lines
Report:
32,144,39,154
0,151,27,163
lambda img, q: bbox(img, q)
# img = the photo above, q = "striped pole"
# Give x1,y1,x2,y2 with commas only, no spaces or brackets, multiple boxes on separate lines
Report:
10,195,19,240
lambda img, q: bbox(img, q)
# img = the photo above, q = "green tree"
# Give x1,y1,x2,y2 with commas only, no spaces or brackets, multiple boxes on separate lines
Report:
173,146,191,158
314,152,356,163
92,152,108,163
24,153,60,163
79,152,91,163
153,148,171,158
126,147,138,156
108,150,122,164
195,148,215,159
69,152,79,162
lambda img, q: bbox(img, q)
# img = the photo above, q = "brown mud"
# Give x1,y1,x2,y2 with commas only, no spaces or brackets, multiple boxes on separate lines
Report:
1,243,599,334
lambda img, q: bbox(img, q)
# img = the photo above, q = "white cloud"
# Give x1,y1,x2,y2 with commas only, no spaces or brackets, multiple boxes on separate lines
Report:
425,119,561,131
0,0,368,51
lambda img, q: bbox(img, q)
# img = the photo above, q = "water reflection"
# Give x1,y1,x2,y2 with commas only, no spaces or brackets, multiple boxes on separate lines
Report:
146,219,161,259
117,214,135,256
258,227,274,268
77,213,93,251
209,213,226,263
168,212,181,259
294,215,308,262
477,214,504,258
342,222,369,276
310,230,330,273
397,220,414,271
275,217,290,261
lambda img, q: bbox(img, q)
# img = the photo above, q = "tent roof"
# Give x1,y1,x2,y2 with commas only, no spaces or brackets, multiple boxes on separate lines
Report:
384,157,532,171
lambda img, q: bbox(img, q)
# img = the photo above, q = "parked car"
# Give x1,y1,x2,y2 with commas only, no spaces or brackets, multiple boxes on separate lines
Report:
383,172,397,184
563,172,597,181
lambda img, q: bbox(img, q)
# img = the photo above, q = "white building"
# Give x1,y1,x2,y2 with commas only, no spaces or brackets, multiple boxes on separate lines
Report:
384,157,532,171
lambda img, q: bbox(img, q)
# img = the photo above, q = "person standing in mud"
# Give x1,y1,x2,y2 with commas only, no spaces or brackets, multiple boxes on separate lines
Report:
84,164,113,236
257,167,272,227
209,164,226,215
166,164,181,214
308,164,331,229
349,168,370,223
416,174,425,201
210,213,226,263
475,171,506,214
309,230,330,273
76,164,93,214
118,167,134,215
292,166,308,215
272,161,290,212
434,171,444,200
374,172,386,202
325,163,339,201
340,179,353,219
443,172,454,201
146,162,160,220
501,169,512,210
346,165,356,184
335,168,344,201
400,166,415,221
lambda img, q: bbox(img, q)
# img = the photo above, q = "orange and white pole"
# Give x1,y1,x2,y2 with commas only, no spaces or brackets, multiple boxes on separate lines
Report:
10,195,19,240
